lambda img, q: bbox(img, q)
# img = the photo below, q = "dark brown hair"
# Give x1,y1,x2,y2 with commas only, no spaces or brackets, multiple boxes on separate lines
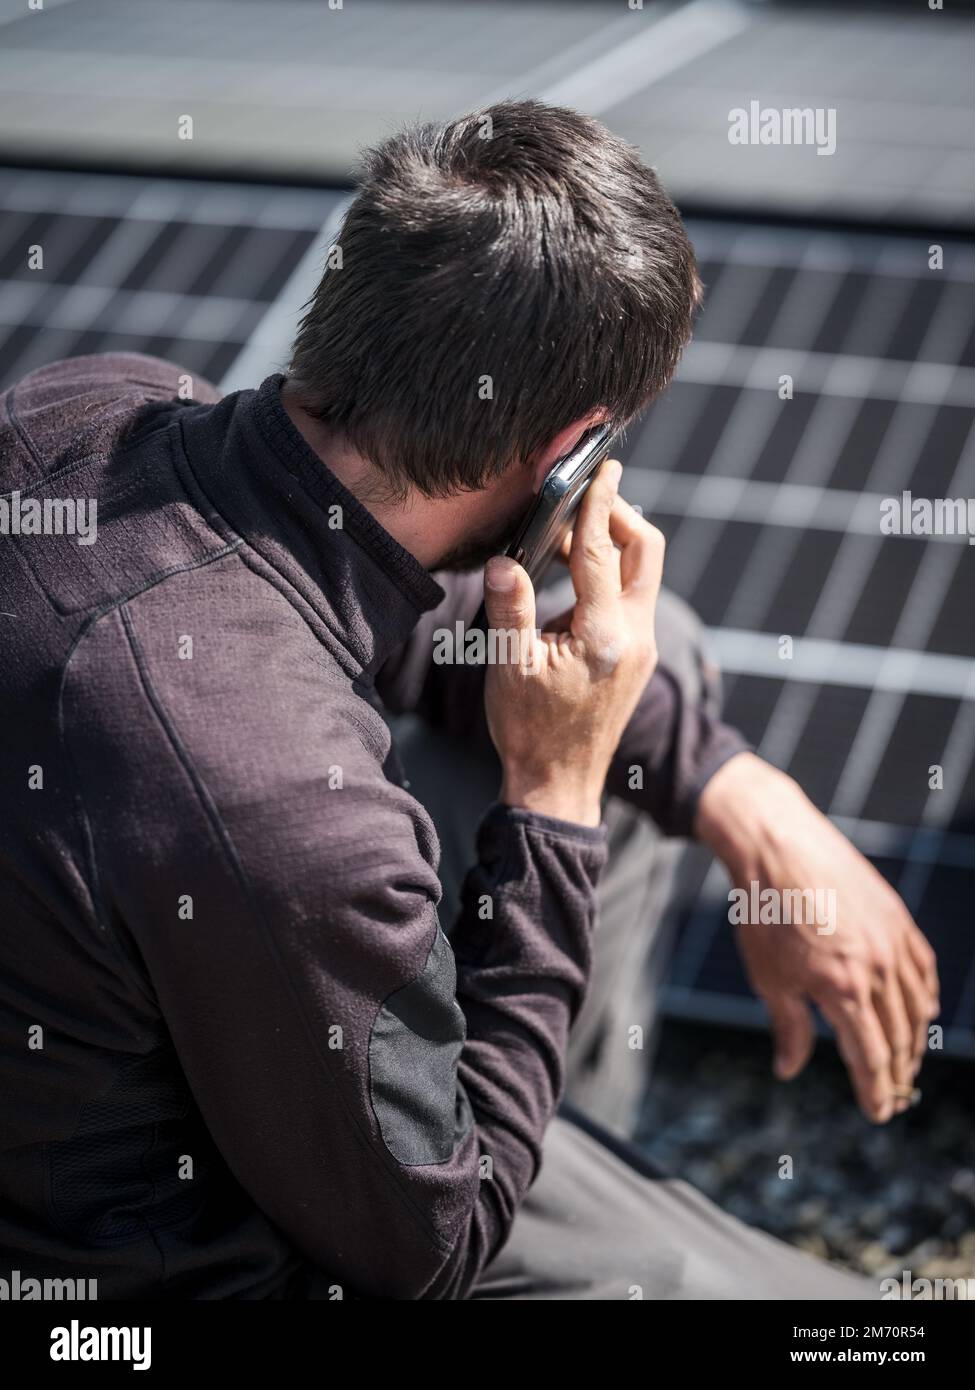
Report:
289,99,700,497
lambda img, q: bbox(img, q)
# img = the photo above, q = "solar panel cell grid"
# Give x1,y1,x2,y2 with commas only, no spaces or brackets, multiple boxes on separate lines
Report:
0,169,341,391
642,220,975,1054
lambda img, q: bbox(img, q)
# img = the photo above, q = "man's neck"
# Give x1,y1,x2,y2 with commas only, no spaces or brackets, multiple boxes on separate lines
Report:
279,382,446,569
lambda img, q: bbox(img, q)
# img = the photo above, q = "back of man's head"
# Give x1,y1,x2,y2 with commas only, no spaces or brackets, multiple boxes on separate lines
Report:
289,99,700,498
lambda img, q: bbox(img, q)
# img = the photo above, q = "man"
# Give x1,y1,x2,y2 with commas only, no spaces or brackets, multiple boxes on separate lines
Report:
0,101,937,1300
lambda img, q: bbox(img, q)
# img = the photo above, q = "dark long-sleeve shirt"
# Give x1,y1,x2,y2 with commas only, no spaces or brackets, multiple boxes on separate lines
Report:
0,354,747,1299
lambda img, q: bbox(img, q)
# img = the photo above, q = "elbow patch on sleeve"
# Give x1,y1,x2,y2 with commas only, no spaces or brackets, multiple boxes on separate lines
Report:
369,922,474,1165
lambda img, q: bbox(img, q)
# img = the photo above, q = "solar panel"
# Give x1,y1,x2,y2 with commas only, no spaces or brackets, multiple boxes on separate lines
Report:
618,219,975,1057
0,167,343,389
1,169,972,1056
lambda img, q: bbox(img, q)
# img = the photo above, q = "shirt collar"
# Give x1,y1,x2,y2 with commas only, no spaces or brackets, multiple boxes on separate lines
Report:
181,373,445,676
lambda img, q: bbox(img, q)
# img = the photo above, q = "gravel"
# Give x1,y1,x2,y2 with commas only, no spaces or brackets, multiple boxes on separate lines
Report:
635,1021,975,1288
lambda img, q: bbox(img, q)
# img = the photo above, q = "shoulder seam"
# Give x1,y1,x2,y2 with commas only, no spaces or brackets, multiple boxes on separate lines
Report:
7,379,46,474
56,541,244,983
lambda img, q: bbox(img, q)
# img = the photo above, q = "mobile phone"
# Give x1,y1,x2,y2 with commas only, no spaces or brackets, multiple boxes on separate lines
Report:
506,422,616,587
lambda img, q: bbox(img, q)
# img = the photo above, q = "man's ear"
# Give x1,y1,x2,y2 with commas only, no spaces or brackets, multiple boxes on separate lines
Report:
529,409,611,492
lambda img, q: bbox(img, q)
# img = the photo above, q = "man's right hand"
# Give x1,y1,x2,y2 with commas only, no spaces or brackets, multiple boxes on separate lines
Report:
483,458,665,828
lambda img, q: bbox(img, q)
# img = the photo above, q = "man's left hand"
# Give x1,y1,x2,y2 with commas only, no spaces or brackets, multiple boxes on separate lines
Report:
695,753,940,1124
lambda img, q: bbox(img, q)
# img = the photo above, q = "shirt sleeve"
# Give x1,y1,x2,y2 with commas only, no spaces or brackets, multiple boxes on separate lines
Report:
64,591,607,1300
602,659,751,837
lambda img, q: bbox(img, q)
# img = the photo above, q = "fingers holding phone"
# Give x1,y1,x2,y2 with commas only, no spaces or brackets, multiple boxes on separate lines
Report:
484,458,665,828
550,467,664,634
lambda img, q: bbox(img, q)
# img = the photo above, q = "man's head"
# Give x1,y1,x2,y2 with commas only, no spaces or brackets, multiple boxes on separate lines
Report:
287,99,700,569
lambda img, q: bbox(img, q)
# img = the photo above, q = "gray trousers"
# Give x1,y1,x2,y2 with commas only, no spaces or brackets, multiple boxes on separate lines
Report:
389,589,877,1300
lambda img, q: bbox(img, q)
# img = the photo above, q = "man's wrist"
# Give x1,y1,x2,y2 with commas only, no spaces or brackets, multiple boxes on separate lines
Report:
500,770,603,829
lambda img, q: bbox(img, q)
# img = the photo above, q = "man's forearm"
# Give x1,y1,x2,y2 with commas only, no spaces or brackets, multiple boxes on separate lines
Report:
694,750,800,879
